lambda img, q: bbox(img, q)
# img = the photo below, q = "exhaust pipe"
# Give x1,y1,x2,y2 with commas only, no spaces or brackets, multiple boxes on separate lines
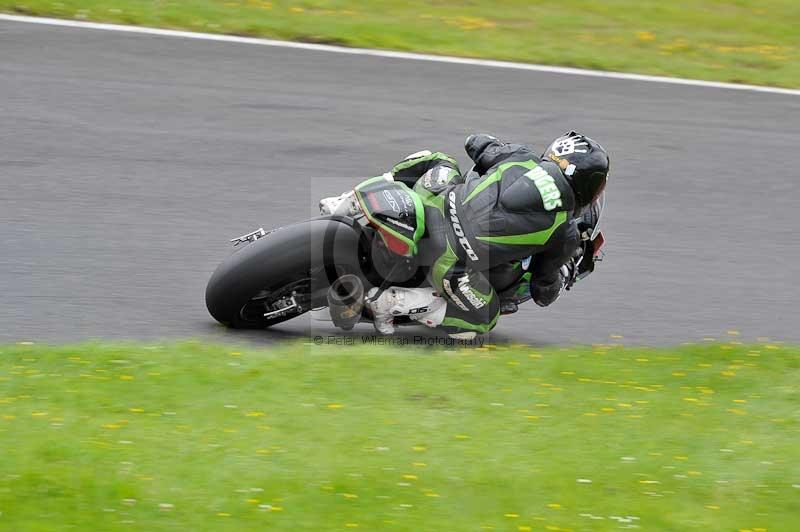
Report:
326,274,364,330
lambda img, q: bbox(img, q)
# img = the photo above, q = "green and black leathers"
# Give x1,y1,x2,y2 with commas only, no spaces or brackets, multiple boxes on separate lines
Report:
388,136,580,335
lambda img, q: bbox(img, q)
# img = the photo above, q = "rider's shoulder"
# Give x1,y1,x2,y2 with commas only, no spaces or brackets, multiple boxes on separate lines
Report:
536,160,576,212
483,148,540,174
495,158,576,214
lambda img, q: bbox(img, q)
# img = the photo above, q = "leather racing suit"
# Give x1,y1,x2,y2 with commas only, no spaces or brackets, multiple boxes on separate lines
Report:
389,134,581,336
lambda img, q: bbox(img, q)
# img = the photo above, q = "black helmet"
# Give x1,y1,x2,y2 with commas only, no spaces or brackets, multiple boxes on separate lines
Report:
542,131,609,209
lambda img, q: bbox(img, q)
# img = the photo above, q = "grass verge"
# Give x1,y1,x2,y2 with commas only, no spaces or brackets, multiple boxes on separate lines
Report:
2,0,799,88
1,340,798,530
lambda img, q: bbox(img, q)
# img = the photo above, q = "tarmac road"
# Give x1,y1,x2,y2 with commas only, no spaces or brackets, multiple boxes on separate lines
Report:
1,19,799,345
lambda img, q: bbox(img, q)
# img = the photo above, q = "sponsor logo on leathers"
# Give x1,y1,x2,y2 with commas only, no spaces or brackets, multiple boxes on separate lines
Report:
435,167,451,186
457,274,487,309
525,166,563,211
443,278,469,311
423,170,433,189
448,191,479,261
423,166,450,189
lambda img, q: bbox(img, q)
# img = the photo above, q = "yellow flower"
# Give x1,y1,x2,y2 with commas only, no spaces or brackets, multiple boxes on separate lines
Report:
447,16,496,31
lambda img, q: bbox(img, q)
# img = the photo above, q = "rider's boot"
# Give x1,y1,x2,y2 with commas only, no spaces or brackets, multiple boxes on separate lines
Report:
365,287,446,335
319,190,361,217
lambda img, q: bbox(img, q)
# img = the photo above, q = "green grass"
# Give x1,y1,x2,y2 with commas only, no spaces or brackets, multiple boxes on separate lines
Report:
1,341,798,530
2,0,799,88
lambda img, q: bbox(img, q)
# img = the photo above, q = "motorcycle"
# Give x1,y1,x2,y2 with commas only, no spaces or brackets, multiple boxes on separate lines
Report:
205,172,605,332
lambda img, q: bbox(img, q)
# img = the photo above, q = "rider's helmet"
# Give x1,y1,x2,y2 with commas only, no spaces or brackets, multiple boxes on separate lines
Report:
542,132,609,209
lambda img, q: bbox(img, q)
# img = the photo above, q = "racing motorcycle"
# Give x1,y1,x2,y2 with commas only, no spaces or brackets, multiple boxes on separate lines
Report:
205,172,605,331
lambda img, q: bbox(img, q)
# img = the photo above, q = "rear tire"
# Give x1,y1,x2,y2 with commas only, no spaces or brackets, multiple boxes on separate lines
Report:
205,218,362,329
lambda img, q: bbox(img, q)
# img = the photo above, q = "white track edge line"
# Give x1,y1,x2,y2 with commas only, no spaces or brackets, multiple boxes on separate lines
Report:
2,13,799,97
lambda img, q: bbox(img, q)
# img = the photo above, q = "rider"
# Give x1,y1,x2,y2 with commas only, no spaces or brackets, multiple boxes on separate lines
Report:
321,132,610,338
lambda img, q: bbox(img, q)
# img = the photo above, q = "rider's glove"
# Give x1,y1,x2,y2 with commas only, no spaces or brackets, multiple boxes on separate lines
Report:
464,134,500,173
465,134,498,157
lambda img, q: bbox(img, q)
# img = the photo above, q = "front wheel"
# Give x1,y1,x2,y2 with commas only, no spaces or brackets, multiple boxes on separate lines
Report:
205,218,362,329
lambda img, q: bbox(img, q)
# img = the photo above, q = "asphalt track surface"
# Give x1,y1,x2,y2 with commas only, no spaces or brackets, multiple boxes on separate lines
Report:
1,19,799,346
